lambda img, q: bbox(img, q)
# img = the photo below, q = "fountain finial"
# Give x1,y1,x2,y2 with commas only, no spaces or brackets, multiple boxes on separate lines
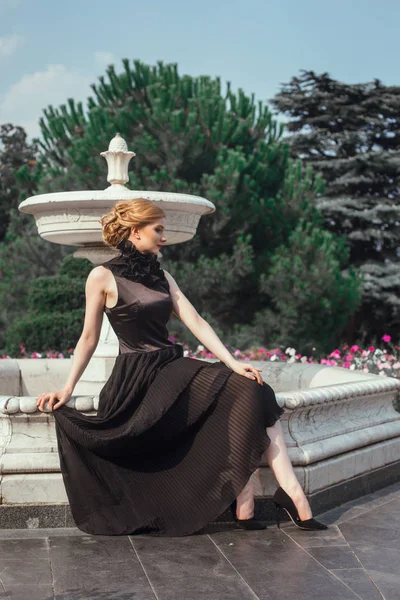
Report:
100,134,136,187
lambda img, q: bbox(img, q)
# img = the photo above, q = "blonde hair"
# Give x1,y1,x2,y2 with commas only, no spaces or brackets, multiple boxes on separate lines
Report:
101,198,166,248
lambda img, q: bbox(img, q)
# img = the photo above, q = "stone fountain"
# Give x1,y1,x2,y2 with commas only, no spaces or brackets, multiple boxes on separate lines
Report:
19,133,216,394
1,135,400,529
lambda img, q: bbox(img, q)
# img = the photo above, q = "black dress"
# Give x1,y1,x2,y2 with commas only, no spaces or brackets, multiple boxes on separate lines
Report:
53,239,284,536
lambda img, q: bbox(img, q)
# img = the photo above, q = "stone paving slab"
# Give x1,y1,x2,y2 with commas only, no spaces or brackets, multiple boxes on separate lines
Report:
1,482,400,599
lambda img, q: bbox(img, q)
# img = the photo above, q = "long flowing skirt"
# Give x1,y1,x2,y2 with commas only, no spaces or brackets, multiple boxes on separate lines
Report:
53,345,284,536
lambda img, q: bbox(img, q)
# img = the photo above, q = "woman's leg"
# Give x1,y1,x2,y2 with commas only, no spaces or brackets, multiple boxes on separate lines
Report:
235,419,312,520
235,477,255,520
264,420,312,520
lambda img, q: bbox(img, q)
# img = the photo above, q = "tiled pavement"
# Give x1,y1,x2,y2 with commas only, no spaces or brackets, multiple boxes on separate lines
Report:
1,483,400,600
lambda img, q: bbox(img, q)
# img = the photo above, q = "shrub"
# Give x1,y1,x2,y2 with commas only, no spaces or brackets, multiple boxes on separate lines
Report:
28,275,86,313
4,309,85,356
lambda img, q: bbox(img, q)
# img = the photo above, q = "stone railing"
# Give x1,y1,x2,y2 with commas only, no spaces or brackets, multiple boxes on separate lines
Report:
1,358,400,526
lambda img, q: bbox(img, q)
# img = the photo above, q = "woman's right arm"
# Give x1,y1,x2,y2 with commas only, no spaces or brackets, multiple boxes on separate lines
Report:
36,267,107,412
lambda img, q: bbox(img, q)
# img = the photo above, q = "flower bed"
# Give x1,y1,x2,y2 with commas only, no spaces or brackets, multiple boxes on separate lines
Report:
182,334,400,380
2,334,399,380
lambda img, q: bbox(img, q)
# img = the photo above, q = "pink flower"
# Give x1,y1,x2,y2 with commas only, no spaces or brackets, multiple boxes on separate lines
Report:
350,345,359,353
343,361,351,368
259,348,265,354
382,334,391,343
329,350,341,358
392,362,400,369
368,346,375,352
344,355,353,361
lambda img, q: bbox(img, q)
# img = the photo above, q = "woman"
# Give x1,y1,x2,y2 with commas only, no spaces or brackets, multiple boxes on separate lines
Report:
36,198,327,536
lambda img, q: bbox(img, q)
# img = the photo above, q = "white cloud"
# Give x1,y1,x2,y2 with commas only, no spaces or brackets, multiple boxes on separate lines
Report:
94,51,117,68
0,64,93,138
0,34,25,59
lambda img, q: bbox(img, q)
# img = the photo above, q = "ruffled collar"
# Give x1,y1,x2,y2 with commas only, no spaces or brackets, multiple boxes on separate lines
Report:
108,238,166,285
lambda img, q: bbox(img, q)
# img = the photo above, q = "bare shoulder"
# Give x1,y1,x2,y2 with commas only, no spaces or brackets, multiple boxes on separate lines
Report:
88,265,113,290
89,265,110,281
163,269,179,290
162,269,200,325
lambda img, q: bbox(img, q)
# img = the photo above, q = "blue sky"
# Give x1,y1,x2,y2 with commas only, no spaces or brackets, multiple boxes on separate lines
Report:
1,0,399,139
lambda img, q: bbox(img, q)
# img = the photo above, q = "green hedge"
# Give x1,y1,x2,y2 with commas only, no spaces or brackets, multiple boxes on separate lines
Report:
59,255,93,279
5,309,85,356
28,275,86,313
3,255,93,357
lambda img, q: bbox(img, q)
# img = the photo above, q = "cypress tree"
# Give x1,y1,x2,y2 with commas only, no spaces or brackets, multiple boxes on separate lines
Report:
271,71,400,342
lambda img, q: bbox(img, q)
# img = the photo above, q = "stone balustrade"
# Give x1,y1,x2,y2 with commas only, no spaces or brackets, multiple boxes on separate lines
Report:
1,357,400,527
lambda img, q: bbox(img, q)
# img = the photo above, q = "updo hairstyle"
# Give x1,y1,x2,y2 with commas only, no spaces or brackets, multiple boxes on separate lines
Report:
101,198,166,248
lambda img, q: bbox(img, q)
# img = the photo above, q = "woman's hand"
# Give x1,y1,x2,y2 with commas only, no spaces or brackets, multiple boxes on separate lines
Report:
226,360,263,385
36,389,72,412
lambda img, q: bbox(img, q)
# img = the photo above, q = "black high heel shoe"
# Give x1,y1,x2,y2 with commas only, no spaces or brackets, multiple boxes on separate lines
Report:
230,499,266,530
272,487,328,531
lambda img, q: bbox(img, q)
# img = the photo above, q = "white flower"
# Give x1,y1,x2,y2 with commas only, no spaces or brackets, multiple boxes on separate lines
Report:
270,355,277,361
300,356,308,363
350,364,356,370
183,350,189,357
197,345,204,351
285,347,296,356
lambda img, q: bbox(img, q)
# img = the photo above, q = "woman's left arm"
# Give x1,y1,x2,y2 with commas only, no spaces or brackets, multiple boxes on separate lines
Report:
164,270,263,384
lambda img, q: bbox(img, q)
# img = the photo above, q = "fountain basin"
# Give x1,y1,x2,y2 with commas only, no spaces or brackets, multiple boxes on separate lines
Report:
19,189,214,247
19,134,215,248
